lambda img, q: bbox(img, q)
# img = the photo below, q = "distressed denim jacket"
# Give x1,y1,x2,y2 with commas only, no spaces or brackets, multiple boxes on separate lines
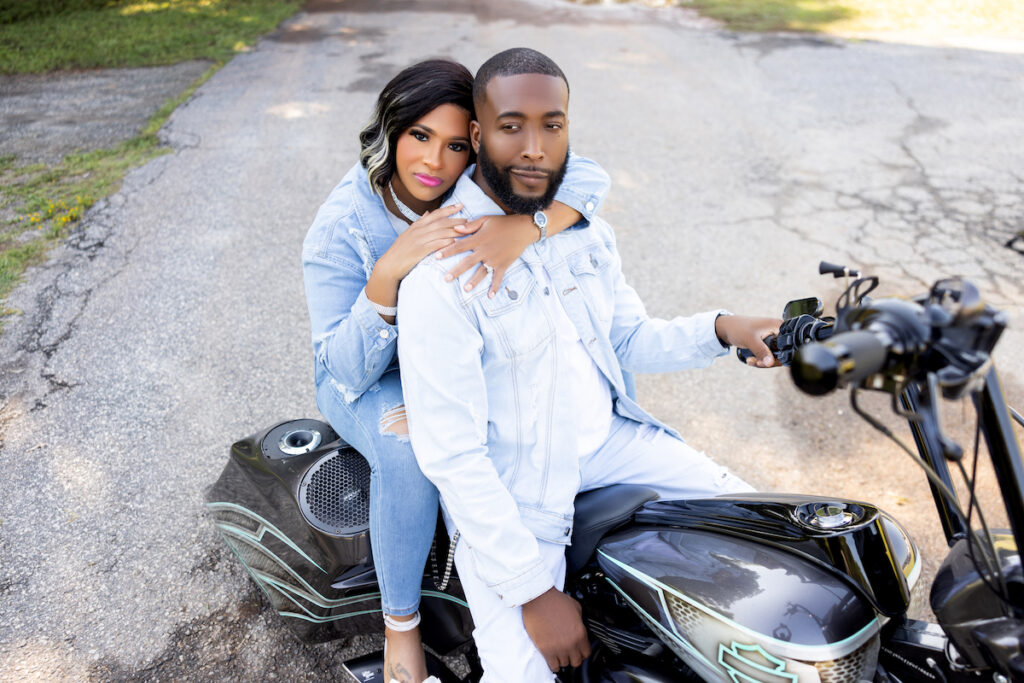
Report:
302,156,610,403
397,169,729,607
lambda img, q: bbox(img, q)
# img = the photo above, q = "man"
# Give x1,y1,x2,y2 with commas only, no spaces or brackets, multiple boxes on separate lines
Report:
397,48,779,681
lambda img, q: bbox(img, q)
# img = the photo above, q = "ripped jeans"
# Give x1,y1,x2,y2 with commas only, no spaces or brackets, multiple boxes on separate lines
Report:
316,368,437,616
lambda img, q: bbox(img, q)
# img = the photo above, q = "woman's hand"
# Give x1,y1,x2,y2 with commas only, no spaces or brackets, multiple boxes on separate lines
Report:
376,204,471,283
367,204,474,323
436,214,539,297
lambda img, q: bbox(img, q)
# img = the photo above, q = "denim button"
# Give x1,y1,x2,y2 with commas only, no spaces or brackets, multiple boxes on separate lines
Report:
590,254,598,268
379,329,389,339
543,286,550,295
588,337,596,346
507,289,518,300
585,201,595,212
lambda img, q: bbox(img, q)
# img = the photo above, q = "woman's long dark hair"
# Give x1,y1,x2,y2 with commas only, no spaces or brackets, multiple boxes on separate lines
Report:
358,59,474,197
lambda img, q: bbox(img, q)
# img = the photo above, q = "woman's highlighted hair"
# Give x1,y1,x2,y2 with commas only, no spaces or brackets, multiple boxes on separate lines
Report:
358,59,474,196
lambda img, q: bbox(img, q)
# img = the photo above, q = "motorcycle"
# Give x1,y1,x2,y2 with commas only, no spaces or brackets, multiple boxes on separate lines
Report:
206,261,1024,682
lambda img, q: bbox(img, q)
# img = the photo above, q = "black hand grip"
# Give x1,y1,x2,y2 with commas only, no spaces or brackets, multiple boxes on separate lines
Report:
791,330,888,395
735,334,778,364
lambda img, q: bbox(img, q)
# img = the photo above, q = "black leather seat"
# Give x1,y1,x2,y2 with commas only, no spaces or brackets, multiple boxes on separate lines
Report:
566,485,658,575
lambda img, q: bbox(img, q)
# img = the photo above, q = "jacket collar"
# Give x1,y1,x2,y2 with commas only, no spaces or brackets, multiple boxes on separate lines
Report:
449,165,507,221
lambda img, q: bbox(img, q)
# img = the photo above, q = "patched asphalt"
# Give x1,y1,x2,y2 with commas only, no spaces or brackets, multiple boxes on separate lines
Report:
0,61,212,165
1,0,1023,680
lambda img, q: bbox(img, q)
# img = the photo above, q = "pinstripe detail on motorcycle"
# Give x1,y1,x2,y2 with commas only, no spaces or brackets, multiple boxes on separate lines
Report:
207,501,328,573
604,576,725,681
208,502,467,624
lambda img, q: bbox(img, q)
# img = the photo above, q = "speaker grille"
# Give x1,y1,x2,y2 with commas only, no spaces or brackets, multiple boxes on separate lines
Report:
298,449,371,536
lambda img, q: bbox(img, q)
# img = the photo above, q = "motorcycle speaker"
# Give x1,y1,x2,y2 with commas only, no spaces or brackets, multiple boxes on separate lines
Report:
258,419,371,537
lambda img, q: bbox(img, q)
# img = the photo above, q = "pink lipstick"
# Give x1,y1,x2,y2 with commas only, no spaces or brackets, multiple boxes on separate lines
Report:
414,173,443,188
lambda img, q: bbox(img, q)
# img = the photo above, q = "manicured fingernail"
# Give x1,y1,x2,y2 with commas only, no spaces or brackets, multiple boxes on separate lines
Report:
445,274,454,281
436,252,444,259
489,292,496,299
464,284,471,292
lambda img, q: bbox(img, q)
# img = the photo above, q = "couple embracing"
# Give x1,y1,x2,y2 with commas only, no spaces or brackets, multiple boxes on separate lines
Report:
303,48,779,683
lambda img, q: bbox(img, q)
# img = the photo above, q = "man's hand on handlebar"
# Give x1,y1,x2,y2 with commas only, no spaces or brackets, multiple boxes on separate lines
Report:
522,587,591,671
716,315,783,368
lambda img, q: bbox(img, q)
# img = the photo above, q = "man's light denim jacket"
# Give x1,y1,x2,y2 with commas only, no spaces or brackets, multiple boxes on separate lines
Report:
302,156,609,403
397,168,729,608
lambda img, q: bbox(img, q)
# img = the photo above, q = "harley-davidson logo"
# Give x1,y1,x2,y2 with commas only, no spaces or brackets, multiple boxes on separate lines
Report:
718,641,798,683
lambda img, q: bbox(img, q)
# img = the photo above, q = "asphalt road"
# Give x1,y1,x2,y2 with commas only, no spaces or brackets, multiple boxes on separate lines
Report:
1,0,1022,679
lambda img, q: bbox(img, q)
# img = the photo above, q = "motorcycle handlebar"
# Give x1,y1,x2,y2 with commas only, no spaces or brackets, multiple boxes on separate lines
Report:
791,329,890,395
735,334,778,364
744,276,1003,397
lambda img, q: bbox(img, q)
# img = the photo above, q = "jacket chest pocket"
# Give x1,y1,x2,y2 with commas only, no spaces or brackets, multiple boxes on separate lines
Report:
567,249,614,322
479,269,552,358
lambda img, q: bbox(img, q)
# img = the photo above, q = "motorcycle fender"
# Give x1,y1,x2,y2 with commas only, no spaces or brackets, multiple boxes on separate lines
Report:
597,527,881,683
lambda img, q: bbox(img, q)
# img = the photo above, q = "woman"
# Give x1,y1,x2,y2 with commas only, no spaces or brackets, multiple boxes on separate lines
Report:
302,59,609,683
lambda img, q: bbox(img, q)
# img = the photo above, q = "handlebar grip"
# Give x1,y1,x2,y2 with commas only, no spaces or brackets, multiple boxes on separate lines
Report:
791,330,888,395
736,334,778,364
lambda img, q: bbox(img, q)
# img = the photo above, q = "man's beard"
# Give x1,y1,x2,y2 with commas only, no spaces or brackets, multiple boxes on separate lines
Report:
477,141,569,215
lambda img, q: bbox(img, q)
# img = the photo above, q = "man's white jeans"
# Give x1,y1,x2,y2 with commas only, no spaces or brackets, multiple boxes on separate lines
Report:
453,415,754,682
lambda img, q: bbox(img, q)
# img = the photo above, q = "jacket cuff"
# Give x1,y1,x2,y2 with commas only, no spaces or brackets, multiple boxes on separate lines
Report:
490,557,556,608
552,186,603,226
352,288,398,349
697,309,733,360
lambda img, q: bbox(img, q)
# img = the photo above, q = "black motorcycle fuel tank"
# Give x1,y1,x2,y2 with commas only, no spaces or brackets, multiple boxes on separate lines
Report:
635,493,921,616
596,494,920,682
597,528,881,682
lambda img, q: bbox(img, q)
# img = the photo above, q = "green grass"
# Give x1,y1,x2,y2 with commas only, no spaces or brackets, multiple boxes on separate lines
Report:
679,0,1024,37
0,0,301,74
686,0,854,32
0,63,219,320
0,0,299,327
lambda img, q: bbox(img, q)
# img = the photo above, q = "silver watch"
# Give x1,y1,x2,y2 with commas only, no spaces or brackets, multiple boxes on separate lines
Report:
532,210,548,241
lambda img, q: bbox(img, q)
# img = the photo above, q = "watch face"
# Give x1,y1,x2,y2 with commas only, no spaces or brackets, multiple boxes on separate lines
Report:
533,211,548,228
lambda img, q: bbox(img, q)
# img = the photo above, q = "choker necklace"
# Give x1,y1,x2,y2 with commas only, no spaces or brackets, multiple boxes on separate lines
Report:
388,183,422,223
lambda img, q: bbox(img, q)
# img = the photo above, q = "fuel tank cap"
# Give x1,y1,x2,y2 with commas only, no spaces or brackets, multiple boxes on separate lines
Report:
796,501,865,530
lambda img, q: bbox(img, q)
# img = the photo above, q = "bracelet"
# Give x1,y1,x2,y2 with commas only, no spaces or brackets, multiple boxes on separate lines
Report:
370,300,397,317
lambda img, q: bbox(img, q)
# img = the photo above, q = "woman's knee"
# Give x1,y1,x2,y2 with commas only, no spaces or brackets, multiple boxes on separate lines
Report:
373,406,431,481
379,404,409,441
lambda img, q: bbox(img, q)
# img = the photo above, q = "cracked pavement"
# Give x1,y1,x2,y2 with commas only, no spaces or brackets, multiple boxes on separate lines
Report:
1,0,1022,679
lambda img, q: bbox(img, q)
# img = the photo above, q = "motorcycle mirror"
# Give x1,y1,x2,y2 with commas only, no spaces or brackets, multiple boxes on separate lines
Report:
783,297,824,321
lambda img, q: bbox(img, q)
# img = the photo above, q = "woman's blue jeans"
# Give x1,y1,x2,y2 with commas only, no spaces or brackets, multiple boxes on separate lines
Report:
316,368,438,617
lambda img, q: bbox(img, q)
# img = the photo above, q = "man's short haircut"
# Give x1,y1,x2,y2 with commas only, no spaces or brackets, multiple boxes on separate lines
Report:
473,48,569,108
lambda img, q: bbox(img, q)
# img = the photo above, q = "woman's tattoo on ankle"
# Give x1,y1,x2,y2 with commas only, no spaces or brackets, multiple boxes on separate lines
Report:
386,661,414,683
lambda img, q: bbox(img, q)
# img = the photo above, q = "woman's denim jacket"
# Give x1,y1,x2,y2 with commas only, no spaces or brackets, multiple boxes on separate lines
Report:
302,156,610,403
396,169,729,607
